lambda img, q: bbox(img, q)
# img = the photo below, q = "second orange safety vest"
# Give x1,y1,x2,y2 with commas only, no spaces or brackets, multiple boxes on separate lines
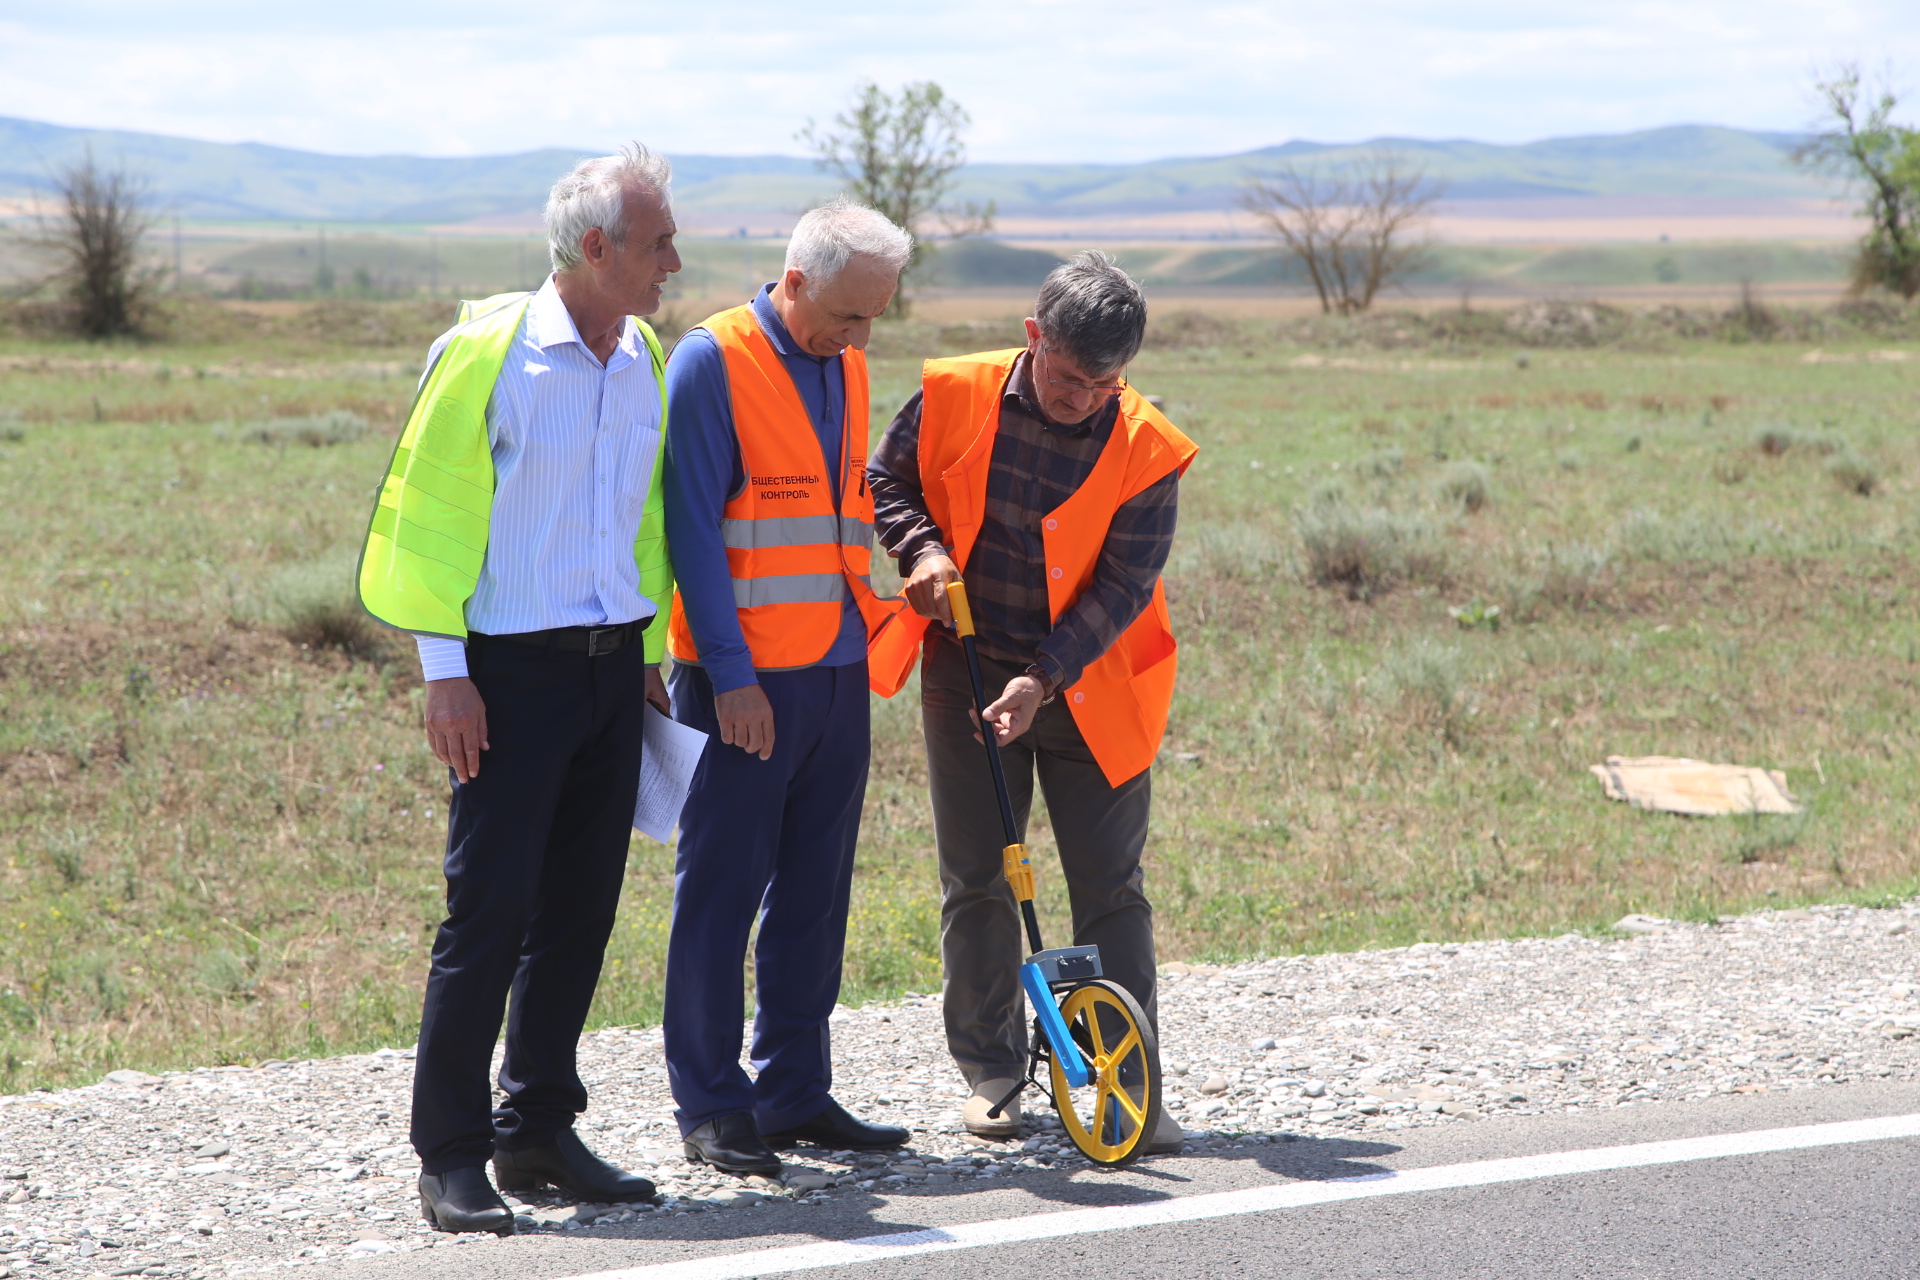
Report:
867,349,1199,786
667,304,903,671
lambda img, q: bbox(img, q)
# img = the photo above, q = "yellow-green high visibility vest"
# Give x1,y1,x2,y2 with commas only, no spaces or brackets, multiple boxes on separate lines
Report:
356,290,675,663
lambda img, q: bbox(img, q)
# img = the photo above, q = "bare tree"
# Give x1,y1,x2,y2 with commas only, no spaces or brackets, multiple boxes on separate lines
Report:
1240,152,1446,314
35,151,158,337
1792,64,1920,299
799,81,993,312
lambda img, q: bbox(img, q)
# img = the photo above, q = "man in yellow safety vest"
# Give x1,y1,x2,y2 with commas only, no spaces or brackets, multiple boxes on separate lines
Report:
359,144,677,1234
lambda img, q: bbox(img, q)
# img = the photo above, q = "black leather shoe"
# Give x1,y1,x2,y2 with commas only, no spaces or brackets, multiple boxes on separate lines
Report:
762,1098,909,1151
418,1167,515,1236
492,1129,656,1203
683,1112,782,1177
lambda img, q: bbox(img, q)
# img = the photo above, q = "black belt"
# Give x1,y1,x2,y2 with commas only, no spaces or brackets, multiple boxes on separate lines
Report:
475,616,650,657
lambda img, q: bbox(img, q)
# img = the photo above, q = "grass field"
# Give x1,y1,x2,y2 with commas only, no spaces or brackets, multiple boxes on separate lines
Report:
0,295,1917,1093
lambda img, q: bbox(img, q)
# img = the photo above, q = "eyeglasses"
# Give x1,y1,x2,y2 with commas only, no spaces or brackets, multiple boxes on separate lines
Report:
1038,345,1127,397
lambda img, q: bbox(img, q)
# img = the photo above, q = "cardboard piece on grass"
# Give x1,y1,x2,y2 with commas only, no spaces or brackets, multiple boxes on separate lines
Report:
1590,755,1802,817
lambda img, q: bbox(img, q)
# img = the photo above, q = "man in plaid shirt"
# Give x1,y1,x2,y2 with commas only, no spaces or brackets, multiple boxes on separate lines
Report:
867,252,1190,1153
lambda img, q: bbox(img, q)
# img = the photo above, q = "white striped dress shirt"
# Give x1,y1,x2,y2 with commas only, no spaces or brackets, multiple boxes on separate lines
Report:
414,277,663,681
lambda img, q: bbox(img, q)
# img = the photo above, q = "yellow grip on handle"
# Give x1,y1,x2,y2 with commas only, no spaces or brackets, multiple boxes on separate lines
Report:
1002,844,1036,902
946,580,976,638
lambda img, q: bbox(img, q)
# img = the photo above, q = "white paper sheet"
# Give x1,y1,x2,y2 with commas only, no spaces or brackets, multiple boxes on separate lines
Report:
633,704,710,842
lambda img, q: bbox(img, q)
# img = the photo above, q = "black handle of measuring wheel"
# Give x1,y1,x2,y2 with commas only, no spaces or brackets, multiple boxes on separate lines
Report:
949,583,1023,850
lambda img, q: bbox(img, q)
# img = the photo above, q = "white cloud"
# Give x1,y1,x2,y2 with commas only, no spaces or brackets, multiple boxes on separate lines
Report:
1,2,1916,161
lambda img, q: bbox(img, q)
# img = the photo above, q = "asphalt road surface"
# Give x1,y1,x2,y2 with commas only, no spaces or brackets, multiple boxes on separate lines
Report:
310,1082,1920,1280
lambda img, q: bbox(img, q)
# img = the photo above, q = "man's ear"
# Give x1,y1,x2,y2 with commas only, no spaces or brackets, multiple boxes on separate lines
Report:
579,227,607,269
1023,318,1042,347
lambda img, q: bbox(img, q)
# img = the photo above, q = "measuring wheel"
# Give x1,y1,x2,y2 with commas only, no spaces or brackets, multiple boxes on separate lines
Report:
1047,979,1162,1166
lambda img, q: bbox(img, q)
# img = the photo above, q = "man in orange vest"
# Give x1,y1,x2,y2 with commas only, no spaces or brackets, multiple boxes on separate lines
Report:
660,200,911,1177
867,252,1196,1153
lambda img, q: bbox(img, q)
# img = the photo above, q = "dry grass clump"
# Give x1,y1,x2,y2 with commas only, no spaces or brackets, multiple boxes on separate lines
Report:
1753,425,1843,458
1506,541,1614,618
1364,447,1405,478
1436,459,1493,512
1374,638,1478,747
1826,450,1880,496
260,556,392,659
1295,492,1450,600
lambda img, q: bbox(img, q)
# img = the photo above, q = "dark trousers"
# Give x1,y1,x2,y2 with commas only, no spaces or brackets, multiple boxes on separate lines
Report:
409,634,649,1174
921,635,1157,1085
663,660,869,1136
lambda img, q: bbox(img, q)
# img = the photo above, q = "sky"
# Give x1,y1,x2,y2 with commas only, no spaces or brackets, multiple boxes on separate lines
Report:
1,1,1916,164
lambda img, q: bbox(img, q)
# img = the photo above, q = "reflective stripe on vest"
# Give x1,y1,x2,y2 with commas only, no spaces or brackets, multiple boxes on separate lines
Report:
720,513,876,552
357,291,675,662
864,348,1199,784
666,304,904,670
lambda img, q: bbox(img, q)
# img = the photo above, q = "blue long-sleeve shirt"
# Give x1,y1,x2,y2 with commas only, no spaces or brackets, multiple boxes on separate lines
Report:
663,284,866,693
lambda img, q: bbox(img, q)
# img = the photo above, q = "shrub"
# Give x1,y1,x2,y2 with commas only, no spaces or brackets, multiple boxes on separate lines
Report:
1376,638,1476,745
1536,542,1612,608
1144,308,1238,350
1826,450,1879,496
1169,522,1290,580
259,556,391,660
1364,447,1405,479
245,410,369,448
1295,495,1449,600
1755,425,1843,458
1503,541,1612,620
1436,459,1492,512
1505,300,1629,347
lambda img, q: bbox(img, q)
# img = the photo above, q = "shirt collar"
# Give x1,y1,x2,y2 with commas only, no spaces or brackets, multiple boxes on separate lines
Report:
751,283,832,363
526,275,638,363
1005,349,1114,438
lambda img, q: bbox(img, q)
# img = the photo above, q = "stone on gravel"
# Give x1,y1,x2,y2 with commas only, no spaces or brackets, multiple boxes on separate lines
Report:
102,1070,157,1086
1614,914,1672,935
1198,1075,1229,1095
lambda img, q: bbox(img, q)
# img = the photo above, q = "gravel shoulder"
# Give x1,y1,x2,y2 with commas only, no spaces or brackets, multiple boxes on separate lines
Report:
0,902,1911,1279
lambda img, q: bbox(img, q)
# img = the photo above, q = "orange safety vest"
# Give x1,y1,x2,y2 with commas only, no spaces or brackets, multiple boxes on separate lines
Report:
868,349,1198,786
667,304,903,670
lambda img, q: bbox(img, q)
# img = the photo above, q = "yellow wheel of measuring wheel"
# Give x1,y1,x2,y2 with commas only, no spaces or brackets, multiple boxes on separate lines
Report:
1047,979,1162,1166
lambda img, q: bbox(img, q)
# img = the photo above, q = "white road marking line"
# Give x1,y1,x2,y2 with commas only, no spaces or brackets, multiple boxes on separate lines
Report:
561,1113,1920,1280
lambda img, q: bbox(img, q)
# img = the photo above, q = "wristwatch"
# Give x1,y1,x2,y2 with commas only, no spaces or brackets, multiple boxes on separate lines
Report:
1022,664,1058,706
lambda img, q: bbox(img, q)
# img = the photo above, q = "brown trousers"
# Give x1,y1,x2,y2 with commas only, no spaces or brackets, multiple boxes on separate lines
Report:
920,635,1158,1085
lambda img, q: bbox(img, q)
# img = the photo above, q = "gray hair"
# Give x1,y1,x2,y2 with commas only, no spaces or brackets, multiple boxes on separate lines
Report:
546,143,673,272
783,198,912,292
1034,251,1148,378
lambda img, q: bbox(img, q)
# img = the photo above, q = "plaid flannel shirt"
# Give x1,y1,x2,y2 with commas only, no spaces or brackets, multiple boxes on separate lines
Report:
867,351,1179,692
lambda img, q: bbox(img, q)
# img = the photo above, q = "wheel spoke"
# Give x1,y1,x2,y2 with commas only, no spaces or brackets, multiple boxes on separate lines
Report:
1109,1028,1141,1064
1106,1080,1145,1125
1091,1087,1109,1141
1084,1001,1110,1057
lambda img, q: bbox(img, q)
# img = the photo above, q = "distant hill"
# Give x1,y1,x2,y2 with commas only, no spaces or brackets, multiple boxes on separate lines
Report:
0,116,1821,224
